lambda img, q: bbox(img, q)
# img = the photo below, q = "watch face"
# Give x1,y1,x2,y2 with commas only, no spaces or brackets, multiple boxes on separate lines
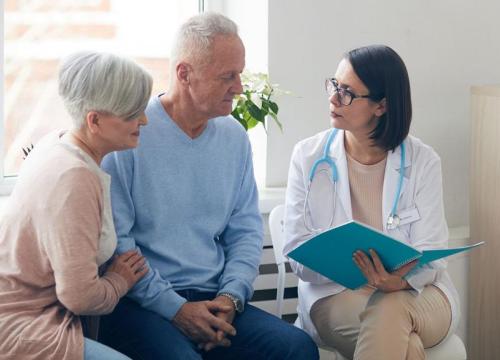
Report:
234,299,243,312
221,293,243,312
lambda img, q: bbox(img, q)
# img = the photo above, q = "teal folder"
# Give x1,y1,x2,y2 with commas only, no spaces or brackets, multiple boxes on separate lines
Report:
288,220,484,289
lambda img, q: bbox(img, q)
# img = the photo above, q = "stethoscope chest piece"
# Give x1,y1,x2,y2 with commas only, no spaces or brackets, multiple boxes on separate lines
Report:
386,214,400,230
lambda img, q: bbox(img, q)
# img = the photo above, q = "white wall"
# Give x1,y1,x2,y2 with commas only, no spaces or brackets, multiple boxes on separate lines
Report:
267,0,500,227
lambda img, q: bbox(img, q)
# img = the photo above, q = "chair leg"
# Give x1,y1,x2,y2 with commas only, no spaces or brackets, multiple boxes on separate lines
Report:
276,262,286,318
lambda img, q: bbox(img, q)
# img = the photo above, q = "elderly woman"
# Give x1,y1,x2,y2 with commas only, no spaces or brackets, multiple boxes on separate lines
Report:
0,52,153,359
284,45,458,359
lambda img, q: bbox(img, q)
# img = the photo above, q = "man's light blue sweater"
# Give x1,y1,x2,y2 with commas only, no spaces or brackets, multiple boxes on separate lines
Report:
101,95,263,320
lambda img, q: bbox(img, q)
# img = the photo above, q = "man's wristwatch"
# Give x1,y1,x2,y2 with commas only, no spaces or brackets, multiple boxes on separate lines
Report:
219,292,244,313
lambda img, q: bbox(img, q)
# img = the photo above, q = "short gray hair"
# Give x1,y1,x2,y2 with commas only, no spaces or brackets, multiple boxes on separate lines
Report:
58,51,153,127
170,12,239,71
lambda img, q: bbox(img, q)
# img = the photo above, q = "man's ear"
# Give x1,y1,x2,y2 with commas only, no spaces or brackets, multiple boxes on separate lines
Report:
85,111,100,134
177,62,191,84
374,98,387,117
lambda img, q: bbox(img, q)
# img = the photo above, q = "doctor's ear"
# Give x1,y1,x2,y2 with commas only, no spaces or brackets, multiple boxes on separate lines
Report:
374,98,387,117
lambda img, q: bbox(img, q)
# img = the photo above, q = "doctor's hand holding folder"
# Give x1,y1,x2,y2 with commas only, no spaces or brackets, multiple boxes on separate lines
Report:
288,220,484,290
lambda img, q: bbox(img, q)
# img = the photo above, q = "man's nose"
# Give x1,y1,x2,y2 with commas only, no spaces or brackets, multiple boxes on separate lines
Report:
233,75,243,95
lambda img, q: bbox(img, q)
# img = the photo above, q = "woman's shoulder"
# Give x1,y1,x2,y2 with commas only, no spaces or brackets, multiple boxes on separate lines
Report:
296,129,331,147
5,149,102,226
292,129,332,159
405,135,441,163
17,143,101,198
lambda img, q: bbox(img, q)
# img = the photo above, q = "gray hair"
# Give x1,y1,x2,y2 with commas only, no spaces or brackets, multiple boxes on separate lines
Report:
58,51,153,127
170,12,239,72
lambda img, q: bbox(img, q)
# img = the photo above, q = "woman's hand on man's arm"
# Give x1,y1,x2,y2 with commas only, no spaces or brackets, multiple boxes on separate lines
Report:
106,250,148,289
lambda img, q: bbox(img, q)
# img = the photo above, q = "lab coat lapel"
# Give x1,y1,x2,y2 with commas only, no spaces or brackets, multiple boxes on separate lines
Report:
328,130,352,221
382,141,411,231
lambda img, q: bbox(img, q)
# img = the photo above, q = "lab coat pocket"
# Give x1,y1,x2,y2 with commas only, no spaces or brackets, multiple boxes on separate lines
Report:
391,206,420,239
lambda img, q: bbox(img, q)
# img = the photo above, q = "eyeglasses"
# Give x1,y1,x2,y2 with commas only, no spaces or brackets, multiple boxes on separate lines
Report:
325,78,372,106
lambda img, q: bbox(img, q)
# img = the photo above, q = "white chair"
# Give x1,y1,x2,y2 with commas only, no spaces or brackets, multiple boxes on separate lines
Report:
268,204,467,360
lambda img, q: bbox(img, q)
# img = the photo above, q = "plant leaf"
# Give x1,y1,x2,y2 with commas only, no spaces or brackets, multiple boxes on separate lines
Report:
246,117,259,129
232,70,288,132
269,101,279,114
267,112,283,132
247,101,265,122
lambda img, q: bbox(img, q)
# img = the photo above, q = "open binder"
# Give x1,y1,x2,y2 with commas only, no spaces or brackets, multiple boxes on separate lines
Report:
287,220,483,289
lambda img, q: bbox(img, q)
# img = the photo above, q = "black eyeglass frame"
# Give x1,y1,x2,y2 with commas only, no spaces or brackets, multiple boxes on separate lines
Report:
325,78,373,106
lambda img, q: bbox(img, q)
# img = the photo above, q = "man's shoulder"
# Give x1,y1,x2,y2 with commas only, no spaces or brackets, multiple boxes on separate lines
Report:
212,116,249,144
144,95,165,123
213,115,246,133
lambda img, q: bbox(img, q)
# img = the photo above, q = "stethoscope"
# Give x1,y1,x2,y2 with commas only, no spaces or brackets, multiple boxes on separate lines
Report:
303,128,406,233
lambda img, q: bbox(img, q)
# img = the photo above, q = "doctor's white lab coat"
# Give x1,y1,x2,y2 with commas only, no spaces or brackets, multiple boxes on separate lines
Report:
283,128,460,344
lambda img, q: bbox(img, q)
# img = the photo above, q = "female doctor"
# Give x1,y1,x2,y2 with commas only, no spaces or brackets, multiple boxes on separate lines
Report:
283,45,459,360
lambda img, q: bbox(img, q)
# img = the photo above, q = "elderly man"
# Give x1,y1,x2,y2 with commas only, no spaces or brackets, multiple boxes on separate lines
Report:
99,12,318,360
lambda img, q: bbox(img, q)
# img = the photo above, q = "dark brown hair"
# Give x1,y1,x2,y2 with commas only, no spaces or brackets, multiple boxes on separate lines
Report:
347,45,412,151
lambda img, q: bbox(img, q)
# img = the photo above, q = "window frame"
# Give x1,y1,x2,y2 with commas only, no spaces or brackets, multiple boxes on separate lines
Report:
0,5,12,195
0,1,207,195
1,0,269,194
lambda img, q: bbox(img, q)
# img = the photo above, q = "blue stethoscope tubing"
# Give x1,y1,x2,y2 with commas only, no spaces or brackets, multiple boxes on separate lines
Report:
303,128,406,233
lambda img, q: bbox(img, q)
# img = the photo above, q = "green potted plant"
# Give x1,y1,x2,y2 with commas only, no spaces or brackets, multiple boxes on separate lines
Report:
231,71,286,131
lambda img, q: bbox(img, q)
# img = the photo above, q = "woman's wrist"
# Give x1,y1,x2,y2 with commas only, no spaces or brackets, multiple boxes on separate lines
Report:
400,278,412,290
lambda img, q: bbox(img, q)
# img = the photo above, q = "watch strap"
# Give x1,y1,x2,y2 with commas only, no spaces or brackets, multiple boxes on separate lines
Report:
218,292,244,313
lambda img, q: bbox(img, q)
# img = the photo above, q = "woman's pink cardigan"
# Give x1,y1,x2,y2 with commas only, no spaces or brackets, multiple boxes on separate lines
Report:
0,134,128,359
